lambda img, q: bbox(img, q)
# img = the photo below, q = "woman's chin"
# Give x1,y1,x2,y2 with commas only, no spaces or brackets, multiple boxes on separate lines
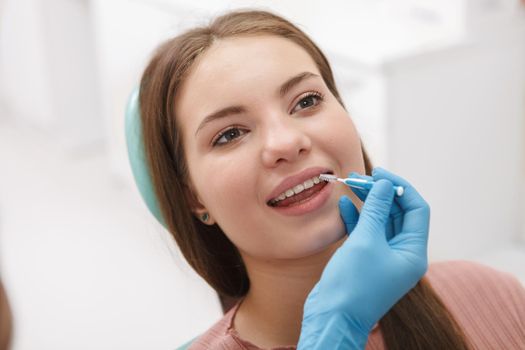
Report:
325,227,348,251
302,220,347,257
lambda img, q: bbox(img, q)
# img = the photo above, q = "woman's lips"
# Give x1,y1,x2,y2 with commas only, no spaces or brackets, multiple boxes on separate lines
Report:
268,181,327,207
265,167,332,204
268,181,333,216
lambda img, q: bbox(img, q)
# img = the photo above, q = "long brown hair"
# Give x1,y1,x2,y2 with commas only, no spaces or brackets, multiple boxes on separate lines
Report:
139,10,470,349
0,282,12,350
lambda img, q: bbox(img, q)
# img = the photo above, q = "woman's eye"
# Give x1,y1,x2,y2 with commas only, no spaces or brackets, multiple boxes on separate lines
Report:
291,92,324,113
212,127,247,146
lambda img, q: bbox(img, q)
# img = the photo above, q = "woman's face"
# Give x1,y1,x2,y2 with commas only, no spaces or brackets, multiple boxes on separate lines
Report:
176,35,365,260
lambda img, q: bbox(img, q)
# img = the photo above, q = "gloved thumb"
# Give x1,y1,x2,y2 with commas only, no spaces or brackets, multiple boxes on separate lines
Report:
338,196,359,234
355,179,395,237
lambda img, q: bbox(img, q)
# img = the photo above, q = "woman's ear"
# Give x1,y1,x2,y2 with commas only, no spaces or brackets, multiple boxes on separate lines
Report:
183,184,216,225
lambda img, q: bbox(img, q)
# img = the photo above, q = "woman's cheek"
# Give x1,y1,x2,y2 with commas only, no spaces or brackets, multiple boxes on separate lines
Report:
325,112,362,160
207,158,255,216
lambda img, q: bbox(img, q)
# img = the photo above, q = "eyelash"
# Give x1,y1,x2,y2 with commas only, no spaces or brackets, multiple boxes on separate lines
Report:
212,125,248,147
211,90,324,147
290,91,324,114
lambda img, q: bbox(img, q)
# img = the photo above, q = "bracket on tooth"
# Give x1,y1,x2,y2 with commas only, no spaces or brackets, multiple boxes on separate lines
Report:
270,175,323,205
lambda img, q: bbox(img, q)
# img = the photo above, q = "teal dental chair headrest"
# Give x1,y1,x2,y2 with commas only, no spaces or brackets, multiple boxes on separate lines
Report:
124,87,166,227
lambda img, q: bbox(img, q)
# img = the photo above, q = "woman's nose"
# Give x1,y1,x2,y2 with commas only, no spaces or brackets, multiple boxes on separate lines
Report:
260,119,312,168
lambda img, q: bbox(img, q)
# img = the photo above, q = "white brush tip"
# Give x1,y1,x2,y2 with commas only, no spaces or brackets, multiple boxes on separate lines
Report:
319,174,337,182
396,186,404,196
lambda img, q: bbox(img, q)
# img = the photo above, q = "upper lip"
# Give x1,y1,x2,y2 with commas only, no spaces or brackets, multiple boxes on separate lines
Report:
266,166,332,204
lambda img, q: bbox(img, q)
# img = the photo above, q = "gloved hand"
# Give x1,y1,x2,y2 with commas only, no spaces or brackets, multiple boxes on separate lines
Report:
297,167,430,349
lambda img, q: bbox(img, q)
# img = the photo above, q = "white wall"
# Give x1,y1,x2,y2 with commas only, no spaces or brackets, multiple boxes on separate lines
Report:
385,31,525,259
0,0,103,149
0,0,54,125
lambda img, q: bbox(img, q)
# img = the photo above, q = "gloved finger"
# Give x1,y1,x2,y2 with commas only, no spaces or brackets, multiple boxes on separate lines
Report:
350,186,368,202
385,217,398,241
338,195,359,234
346,172,371,201
349,172,401,240
354,179,395,238
372,167,430,236
372,167,427,211
386,199,403,240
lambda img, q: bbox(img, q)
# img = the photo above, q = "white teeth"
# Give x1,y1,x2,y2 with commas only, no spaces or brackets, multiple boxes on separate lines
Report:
270,175,326,204
293,184,305,194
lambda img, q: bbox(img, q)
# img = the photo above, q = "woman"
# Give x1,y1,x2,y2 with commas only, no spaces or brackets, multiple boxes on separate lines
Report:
133,10,525,349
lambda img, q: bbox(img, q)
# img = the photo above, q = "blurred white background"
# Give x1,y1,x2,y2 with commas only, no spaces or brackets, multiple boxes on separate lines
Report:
1,0,524,349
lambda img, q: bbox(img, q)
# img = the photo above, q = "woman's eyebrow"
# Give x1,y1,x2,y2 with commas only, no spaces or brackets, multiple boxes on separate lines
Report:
195,71,320,136
279,71,319,97
195,106,246,136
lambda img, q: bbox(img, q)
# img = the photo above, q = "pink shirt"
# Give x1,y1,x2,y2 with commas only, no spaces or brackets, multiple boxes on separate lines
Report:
186,261,525,349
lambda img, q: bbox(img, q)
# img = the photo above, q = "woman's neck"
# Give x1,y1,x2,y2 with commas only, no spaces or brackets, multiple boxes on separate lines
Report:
234,237,345,348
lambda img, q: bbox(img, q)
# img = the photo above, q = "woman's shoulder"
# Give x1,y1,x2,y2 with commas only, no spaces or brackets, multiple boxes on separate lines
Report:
427,259,524,294
426,260,525,342
180,300,294,350
182,302,243,350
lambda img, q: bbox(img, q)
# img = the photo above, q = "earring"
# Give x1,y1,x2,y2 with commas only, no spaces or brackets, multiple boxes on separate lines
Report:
200,212,209,222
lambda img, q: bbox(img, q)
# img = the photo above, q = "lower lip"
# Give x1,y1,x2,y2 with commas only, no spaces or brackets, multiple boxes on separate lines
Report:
268,182,333,216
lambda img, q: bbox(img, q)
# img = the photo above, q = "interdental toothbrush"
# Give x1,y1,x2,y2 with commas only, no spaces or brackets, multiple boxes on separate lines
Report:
319,174,404,197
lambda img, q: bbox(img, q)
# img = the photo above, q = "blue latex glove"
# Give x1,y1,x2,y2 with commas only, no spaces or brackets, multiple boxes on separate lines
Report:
297,167,430,349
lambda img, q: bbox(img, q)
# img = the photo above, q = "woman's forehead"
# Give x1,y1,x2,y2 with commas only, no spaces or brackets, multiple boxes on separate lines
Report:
175,35,320,118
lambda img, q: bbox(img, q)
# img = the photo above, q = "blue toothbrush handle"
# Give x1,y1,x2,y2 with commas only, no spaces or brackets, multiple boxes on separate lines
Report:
343,178,404,197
